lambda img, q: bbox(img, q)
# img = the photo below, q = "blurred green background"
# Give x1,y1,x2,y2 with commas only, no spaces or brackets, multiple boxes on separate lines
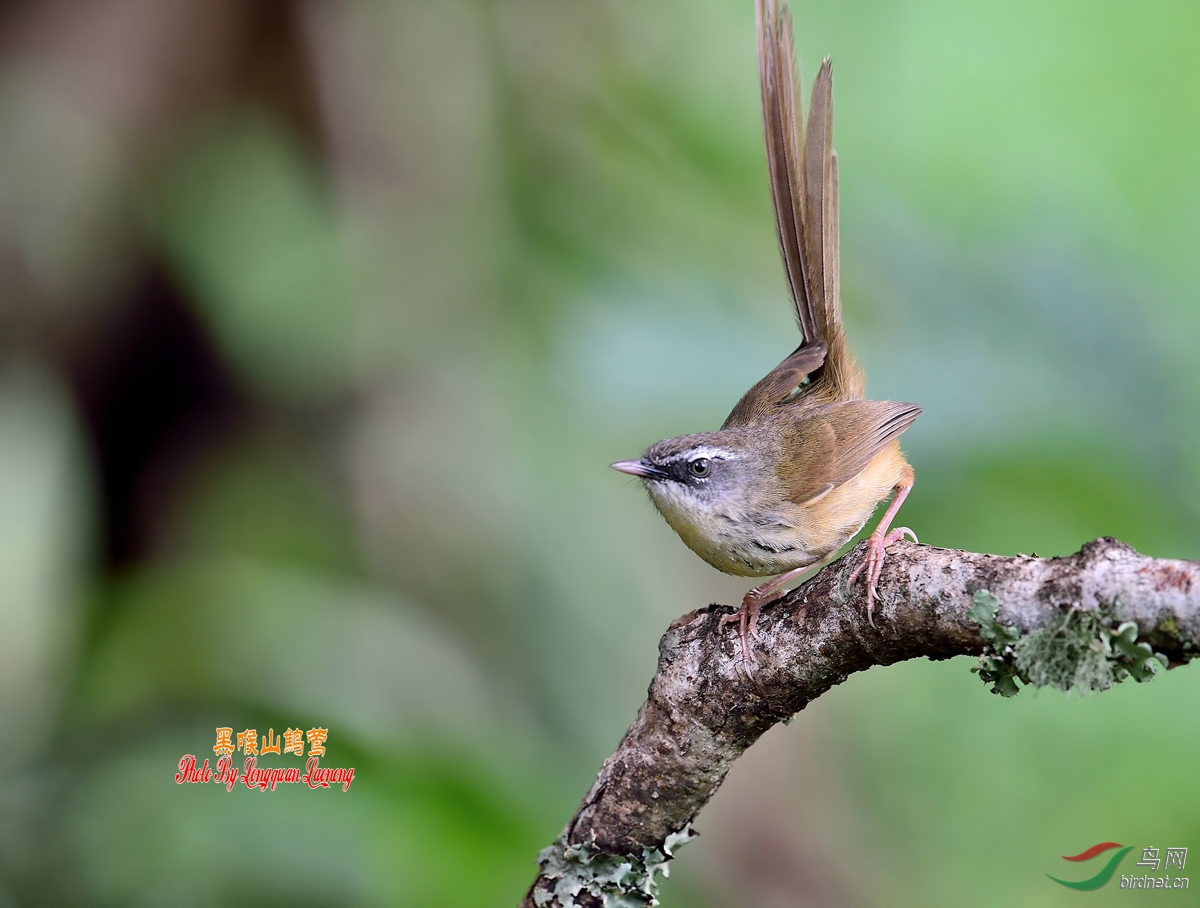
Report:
1,0,1198,905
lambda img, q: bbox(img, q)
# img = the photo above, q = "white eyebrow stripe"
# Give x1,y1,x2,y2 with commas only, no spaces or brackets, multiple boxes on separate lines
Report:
667,446,741,462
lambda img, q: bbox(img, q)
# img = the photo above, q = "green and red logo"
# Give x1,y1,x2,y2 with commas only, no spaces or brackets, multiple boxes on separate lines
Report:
1049,843,1189,891
1048,842,1133,890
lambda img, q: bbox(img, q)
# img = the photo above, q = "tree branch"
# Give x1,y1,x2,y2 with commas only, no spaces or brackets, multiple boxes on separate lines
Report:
521,537,1200,907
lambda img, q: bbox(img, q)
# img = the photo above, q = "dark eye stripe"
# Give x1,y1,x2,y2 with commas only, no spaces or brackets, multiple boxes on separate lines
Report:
652,452,729,484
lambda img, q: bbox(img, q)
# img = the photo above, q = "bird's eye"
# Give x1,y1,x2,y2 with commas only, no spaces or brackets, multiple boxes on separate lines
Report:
689,458,710,477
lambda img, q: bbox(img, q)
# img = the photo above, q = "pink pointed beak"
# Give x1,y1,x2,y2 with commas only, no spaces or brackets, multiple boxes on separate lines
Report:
610,459,664,479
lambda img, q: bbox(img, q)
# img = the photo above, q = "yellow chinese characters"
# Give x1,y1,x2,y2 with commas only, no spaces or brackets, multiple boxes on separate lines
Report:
283,728,305,756
213,726,331,759
213,727,234,758
305,727,329,757
236,729,258,755
260,728,282,755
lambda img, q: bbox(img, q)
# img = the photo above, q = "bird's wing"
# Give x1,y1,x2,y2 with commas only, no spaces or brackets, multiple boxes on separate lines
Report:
777,400,921,505
722,341,827,429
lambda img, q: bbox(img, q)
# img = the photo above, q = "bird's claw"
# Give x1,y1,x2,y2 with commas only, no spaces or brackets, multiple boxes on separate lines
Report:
848,527,918,626
719,587,787,679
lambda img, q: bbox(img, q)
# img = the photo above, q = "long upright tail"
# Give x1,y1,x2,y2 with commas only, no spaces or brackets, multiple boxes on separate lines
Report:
757,0,863,401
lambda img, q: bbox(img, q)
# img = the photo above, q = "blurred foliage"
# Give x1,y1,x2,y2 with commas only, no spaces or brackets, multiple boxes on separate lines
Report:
1,0,1198,906
154,114,357,403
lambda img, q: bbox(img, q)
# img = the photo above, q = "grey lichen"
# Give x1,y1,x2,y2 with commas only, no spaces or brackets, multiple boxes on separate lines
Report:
533,825,696,907
968,589,1168,697
1154,613,1195,654
967,590,1022,697
1101,621,1171,683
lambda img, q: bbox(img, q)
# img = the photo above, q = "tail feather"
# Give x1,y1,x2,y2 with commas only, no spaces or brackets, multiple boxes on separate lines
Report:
804,68,862,399
758,0,816,345
758,0,863,400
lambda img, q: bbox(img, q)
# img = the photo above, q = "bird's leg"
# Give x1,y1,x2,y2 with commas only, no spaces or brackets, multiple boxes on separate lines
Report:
719,561,825,677
848,471,917,627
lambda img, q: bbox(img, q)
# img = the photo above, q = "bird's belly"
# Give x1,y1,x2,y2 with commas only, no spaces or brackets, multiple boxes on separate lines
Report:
668,511,827,578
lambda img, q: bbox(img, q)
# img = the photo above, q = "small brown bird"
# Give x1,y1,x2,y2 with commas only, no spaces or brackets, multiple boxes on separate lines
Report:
612,0,920,672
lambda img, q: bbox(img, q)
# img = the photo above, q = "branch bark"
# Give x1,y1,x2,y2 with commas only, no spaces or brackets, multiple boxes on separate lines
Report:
521,537,1200,907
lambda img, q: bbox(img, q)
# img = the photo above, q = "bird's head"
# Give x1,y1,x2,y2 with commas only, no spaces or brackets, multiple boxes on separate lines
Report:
611,431,766,524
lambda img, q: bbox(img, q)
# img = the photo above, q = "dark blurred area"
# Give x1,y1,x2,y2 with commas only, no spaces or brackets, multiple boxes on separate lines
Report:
1,1,1198,906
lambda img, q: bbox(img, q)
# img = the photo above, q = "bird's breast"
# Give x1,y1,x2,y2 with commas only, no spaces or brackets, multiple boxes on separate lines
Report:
655,499,829,578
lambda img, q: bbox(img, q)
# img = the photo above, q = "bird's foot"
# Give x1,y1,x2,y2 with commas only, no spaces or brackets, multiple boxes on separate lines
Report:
848,527,918,627
719,585,787,679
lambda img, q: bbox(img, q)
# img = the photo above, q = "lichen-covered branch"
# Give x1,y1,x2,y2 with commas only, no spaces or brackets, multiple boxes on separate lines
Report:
521,538,1200,907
